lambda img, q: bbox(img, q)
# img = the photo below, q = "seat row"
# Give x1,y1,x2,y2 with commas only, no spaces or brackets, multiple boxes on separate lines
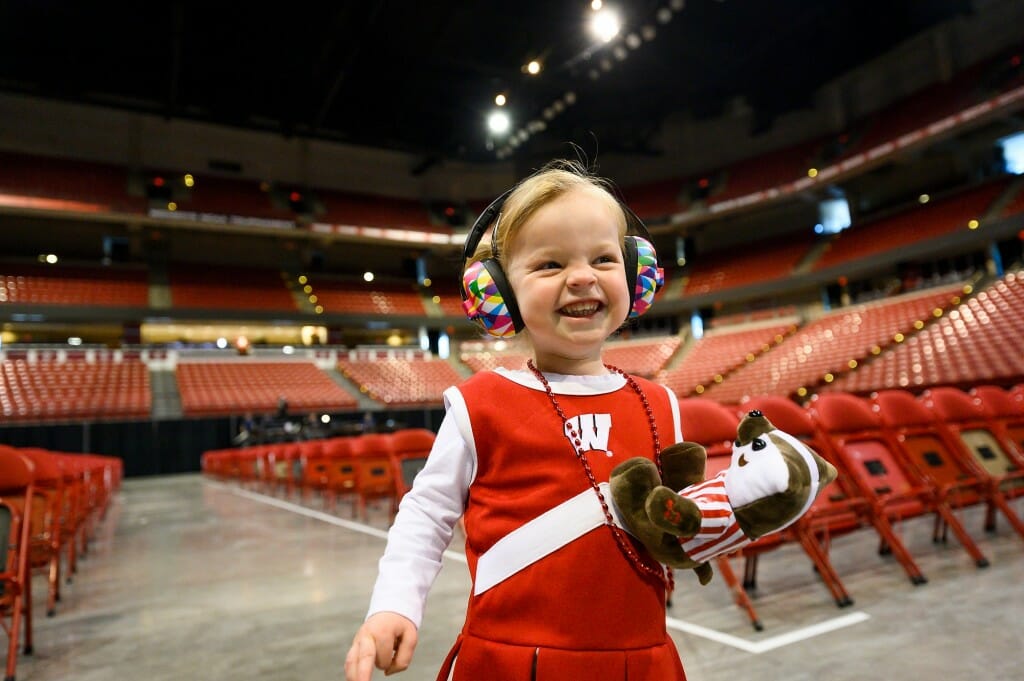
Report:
675,383,1023,629
0,447,122,681
201,429,437,522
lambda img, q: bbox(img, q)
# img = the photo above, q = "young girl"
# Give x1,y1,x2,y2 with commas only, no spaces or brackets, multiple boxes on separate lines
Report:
345,160,689,680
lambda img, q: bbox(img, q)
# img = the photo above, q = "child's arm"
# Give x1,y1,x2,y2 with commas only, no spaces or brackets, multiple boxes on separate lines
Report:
344,612,418,680
348,396,474,676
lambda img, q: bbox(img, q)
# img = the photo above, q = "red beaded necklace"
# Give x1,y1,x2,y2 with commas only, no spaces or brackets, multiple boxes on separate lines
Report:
526,358,670,589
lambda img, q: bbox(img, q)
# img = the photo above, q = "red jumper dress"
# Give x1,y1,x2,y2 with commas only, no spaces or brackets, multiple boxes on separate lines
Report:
438,371,686,681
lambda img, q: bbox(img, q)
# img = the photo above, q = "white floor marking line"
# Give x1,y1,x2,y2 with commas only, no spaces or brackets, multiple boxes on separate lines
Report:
211,481,870,650
666,611,871,654
207,481,467,563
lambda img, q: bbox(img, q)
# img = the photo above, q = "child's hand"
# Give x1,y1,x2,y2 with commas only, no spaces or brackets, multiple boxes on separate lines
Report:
344,612,418,680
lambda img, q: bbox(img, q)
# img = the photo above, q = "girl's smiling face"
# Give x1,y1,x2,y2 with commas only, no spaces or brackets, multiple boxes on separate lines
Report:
504,186,630,375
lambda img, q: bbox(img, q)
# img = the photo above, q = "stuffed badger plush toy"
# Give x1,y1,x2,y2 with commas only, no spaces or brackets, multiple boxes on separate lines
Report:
610,409,838,585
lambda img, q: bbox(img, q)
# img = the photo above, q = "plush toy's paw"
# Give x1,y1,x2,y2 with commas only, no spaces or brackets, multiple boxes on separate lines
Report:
659,441,707,492
694,562,713,586
611,458,705,572
644,487,701,538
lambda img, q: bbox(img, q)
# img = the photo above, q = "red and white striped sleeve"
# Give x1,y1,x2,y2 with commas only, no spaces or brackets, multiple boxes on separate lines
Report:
678,472,753,563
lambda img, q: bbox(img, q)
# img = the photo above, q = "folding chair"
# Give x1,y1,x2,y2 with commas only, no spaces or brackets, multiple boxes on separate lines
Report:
921,387,1024,530
16,448,64,629
322,437,358,515
742,394,875,607
53,456,86,583
873,389,1024,543
808,392,989,572
296,440,329,503
0,447,35,681
970,385,1024,459
387,428,436,502
676,398,763,630
349,434,398,522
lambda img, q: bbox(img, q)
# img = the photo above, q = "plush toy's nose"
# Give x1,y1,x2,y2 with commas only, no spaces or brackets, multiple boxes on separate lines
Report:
747,410,763,418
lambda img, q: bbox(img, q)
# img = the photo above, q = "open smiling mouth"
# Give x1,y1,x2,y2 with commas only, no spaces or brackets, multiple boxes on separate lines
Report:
559,302,603,318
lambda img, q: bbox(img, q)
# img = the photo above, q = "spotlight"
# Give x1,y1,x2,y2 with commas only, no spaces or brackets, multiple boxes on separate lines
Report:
590,9,621,43
487,110,511,135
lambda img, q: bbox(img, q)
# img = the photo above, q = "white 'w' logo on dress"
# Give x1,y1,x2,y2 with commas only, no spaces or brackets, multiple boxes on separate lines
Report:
563,413,612,455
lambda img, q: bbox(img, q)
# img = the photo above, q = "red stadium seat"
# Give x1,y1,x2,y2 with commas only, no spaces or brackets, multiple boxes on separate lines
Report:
0,446,35,681
349,434,398,522
873,390,1024,542
921,387,1024,521
387,429,436,502
809,392,989,572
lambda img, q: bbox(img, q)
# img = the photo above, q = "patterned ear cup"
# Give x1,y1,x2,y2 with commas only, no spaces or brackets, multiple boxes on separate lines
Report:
625,235,664,318
461,257,524,338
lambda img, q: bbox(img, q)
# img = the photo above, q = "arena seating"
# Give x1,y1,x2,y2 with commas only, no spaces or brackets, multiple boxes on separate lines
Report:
459,342,531,373
829,271,1024,394
659,322,796,397
812,179,1010,272
168,264,298,311
337,354,462,406
309,279,427,315
598,336,681,377
0,151,147,214
176,361,357,415
1,263,149,307
0,356,151,422
704,285,965,403
681,233,816,296
319,191,435,230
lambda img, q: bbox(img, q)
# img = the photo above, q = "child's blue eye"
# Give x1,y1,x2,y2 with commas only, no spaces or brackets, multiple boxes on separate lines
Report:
539,261,561,270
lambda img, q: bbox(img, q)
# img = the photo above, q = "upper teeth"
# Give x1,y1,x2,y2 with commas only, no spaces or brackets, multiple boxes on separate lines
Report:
562,303,599,316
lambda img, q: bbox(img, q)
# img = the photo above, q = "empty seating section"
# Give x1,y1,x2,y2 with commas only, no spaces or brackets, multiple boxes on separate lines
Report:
176,361,357,415
620,177,689,220
1,357,150,421
319,192,435,230
310,279,426,315
851,55,1011,155
682,234,815,295
179,175,296,220
659,323,795,397
0,151,147,213
812,179,1008,272
705,139,822,206
704,286,964,403
168,264,297,311
829,271,1024,394
0,264,149,307
599,336,681,377
459,344,531,373
430,283,469,317
337,354,461,406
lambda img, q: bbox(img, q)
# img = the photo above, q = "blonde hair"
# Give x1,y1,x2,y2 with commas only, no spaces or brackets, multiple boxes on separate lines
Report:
466,159,627,270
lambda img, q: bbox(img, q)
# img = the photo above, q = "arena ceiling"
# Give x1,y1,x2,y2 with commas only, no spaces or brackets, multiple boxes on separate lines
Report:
0,0,973,166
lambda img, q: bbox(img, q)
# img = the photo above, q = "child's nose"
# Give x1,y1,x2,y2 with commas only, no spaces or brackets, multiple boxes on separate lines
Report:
566,263,597,288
